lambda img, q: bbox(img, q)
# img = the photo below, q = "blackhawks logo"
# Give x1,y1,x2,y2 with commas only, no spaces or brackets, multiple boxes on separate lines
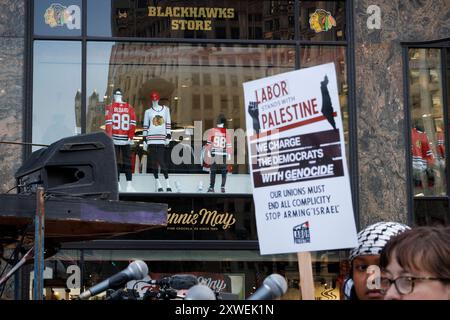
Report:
44,3,81,30
309,9,336,33
44,3,71,27
416,140,422,148
152,115,165,126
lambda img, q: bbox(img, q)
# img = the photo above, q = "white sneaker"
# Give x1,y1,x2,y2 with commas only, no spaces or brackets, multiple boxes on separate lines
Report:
175,181,182,192
156,179,163,192
126,181,136,192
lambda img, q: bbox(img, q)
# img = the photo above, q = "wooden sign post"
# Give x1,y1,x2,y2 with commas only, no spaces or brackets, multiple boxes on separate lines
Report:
297,252,315,300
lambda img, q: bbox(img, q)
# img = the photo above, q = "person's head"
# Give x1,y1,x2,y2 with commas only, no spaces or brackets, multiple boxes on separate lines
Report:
150,91,160,104
216,114,227,128
347,221,410,300
113,88,123,103
380,226,450,300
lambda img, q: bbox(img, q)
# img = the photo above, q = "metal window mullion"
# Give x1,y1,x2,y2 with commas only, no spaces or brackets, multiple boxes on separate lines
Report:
294,0,300,41
24,0,35,160
345,0,359,229
440,48,450,220
402,46,414,225
81,0,87,134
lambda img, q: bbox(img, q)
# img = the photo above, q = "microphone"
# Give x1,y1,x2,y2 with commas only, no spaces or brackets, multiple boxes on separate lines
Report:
148,274,198,290
247,274,288,300
184,284,216,300
79,260,148,300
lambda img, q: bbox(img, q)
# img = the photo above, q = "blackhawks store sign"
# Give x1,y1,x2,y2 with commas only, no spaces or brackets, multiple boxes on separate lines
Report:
148,6,235,30
167,207,236,231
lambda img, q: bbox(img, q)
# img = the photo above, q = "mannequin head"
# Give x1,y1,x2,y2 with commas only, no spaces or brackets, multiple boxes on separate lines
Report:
216,114,227,128
151,91,160,107
113,88,123,103
413,118,424,132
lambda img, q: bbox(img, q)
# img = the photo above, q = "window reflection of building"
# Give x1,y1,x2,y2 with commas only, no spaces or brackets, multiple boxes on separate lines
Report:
86,43,294,173
87,91,106,134
108,0,295,40
74,90,81,134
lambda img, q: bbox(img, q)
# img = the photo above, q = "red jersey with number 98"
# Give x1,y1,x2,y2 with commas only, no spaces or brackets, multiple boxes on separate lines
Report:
105,102,136,145
206,127,232,157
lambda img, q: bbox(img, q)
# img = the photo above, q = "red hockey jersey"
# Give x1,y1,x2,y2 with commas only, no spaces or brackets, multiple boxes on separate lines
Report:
206,127,232,157
202,127,233,171
411,127,434,171
105,102,136,145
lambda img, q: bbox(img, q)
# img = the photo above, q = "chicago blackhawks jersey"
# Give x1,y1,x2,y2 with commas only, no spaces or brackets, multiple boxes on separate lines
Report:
143,105,171,145
105,102,136,145
411,127,434,171
206,127,232,157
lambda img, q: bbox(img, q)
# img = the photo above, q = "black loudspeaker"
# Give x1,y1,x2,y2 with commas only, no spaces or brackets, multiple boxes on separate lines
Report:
15,132,118,200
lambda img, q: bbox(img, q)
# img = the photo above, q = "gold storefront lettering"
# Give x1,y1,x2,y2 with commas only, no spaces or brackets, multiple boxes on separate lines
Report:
148,6,235,30
167,208,236,230
171,20,212,31
199,209,236,230
148,6,234,19
167,208,199,225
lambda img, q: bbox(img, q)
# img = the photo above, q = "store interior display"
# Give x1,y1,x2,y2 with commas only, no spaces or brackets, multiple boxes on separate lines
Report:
143,91,172,192
105,88,136,192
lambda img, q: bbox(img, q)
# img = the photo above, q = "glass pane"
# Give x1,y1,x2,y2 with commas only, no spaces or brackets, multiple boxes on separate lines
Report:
87,0,135,37
300,46,349,156
34,0,82,36
79,249,347,300
32,41,81,148
300,1,346,41
414,198,448,226
86,42,295,194
88,0,295,40
409,48,446,196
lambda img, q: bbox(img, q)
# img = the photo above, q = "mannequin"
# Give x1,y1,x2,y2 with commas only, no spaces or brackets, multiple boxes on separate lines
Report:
206,114,232,193
411,119,434,195
105,88,136,192
143,91,172,192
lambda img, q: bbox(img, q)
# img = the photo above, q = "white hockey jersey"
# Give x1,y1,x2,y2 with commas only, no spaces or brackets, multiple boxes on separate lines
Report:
143,105,171,145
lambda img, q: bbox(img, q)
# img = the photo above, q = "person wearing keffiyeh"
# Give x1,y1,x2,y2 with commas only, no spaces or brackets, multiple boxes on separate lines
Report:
343,221,410,300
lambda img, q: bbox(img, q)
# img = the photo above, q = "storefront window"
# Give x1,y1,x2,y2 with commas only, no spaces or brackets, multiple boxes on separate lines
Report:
87,42,295,193
74,249,348,300
23,250,82,300
414,198,448,226
88,0,295,40
408,48,446,197
32,41,81,148
299,1,346,41
34,0,82,37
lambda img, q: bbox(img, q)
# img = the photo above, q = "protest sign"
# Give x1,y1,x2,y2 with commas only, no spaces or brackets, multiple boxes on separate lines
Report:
243,63,358,255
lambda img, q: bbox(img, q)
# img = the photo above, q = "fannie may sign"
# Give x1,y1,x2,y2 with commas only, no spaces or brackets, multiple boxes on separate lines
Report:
243,63,358,255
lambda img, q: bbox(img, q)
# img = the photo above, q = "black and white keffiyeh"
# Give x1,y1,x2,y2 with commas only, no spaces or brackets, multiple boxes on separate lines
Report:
349,221,410,261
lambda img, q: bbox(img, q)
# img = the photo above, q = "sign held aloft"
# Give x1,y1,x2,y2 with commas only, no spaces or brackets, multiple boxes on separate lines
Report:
243,63,358,255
